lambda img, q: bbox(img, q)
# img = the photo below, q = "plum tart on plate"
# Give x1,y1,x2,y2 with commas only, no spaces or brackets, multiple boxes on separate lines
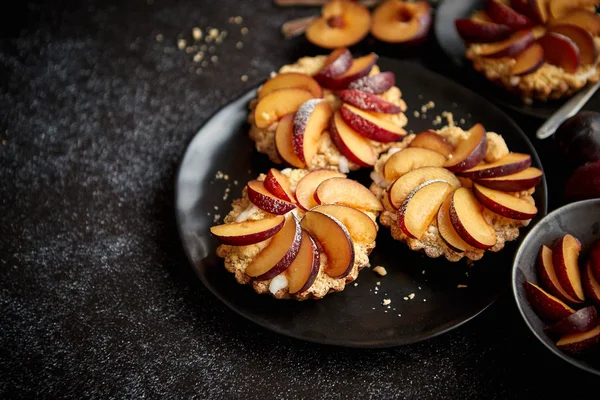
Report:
248,48,409,173
210,168,382,300
369,123,543,262
455,0,600,103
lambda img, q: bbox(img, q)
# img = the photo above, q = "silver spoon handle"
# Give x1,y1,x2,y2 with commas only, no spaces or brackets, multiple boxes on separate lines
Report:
536,81,600,140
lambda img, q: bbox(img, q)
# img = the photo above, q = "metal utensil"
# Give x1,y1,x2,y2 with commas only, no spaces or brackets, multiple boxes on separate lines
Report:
536,81,600,140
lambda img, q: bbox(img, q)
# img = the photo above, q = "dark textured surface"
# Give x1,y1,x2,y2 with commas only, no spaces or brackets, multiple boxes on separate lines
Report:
1,0,599,398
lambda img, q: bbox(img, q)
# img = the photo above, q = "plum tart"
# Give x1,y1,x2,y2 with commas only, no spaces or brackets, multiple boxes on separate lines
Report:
369,123,543,262
456,0,600,103
248,48,408,173
210,168,382,300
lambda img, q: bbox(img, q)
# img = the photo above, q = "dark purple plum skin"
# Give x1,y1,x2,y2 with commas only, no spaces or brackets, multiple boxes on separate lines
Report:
553,111,600,166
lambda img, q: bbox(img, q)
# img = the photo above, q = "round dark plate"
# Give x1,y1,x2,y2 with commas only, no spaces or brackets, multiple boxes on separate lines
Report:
434,0,600,119
175,58,548,348
512,199,600,376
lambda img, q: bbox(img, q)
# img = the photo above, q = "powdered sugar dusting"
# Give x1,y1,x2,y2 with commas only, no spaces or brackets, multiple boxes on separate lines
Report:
235,204,259,222
269,274,288,294
339,90,400,114
348,71,395,94
338,156,349,173
293,98,323,132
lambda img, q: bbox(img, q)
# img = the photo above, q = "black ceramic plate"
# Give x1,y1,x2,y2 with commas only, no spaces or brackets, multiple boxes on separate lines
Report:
512,199,600,376
175,58,547,348
434,0,600,119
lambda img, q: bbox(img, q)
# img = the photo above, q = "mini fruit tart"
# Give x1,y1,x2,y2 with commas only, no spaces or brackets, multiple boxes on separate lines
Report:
369,123,543,262
210,167,383,300
456,0,600,103
248,48,408,173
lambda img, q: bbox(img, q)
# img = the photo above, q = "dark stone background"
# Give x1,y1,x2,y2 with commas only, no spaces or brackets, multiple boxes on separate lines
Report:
1,0,598,398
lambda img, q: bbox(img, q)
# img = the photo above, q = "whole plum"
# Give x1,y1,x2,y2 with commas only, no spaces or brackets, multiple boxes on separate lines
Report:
553,111,600,166
564,160,600,201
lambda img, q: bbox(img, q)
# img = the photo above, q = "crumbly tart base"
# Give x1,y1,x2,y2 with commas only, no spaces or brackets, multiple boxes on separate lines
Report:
248,56,408,172
466,37,600,103
215,168,378,300
369,125,536,262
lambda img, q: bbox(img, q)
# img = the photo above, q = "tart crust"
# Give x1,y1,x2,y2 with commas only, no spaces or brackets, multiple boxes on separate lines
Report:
215,168,378,300
369,125,536,262
248,56,408,172
466,39,600,103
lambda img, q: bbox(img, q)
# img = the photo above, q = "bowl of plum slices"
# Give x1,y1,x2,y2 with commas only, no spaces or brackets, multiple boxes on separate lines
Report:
512,198,600,376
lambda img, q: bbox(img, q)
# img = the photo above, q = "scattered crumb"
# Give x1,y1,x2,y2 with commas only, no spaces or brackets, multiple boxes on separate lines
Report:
459,118,466,124
233,180,239,185
196,68,203,75
441,111,455,126
213,214,221,222
236,41,244,49
241,27,249,35
418,94,423,99
211,55,218,63
192,27,202,41
422,270,426,274
214,206,219,210
223,174,229,180
241,75,248,82
376,281,381,285
202,61,209,67
398,314,401,317
215,171,224,179
413,110,420,118
457,284,468,289
384,310,388,313
408,293,415,300
452,102,457,108
2,140,5,145
382,299,391,306
354,283,358,287
373,266,387,276
421,113,427,119
156,34,164,42
200,45,208,51
420,100,435,114
208,46,216,53
229,16,243,24
403,296,409,301
193,52,204,62
423,299,427,302
209,28,219,38
177,39,186,50
433,115,442,125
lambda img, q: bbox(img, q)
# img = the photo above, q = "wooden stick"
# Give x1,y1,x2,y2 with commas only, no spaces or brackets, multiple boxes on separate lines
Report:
278,0,382,38
275,0,329,6
281,15,320,38
275,0,380,7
